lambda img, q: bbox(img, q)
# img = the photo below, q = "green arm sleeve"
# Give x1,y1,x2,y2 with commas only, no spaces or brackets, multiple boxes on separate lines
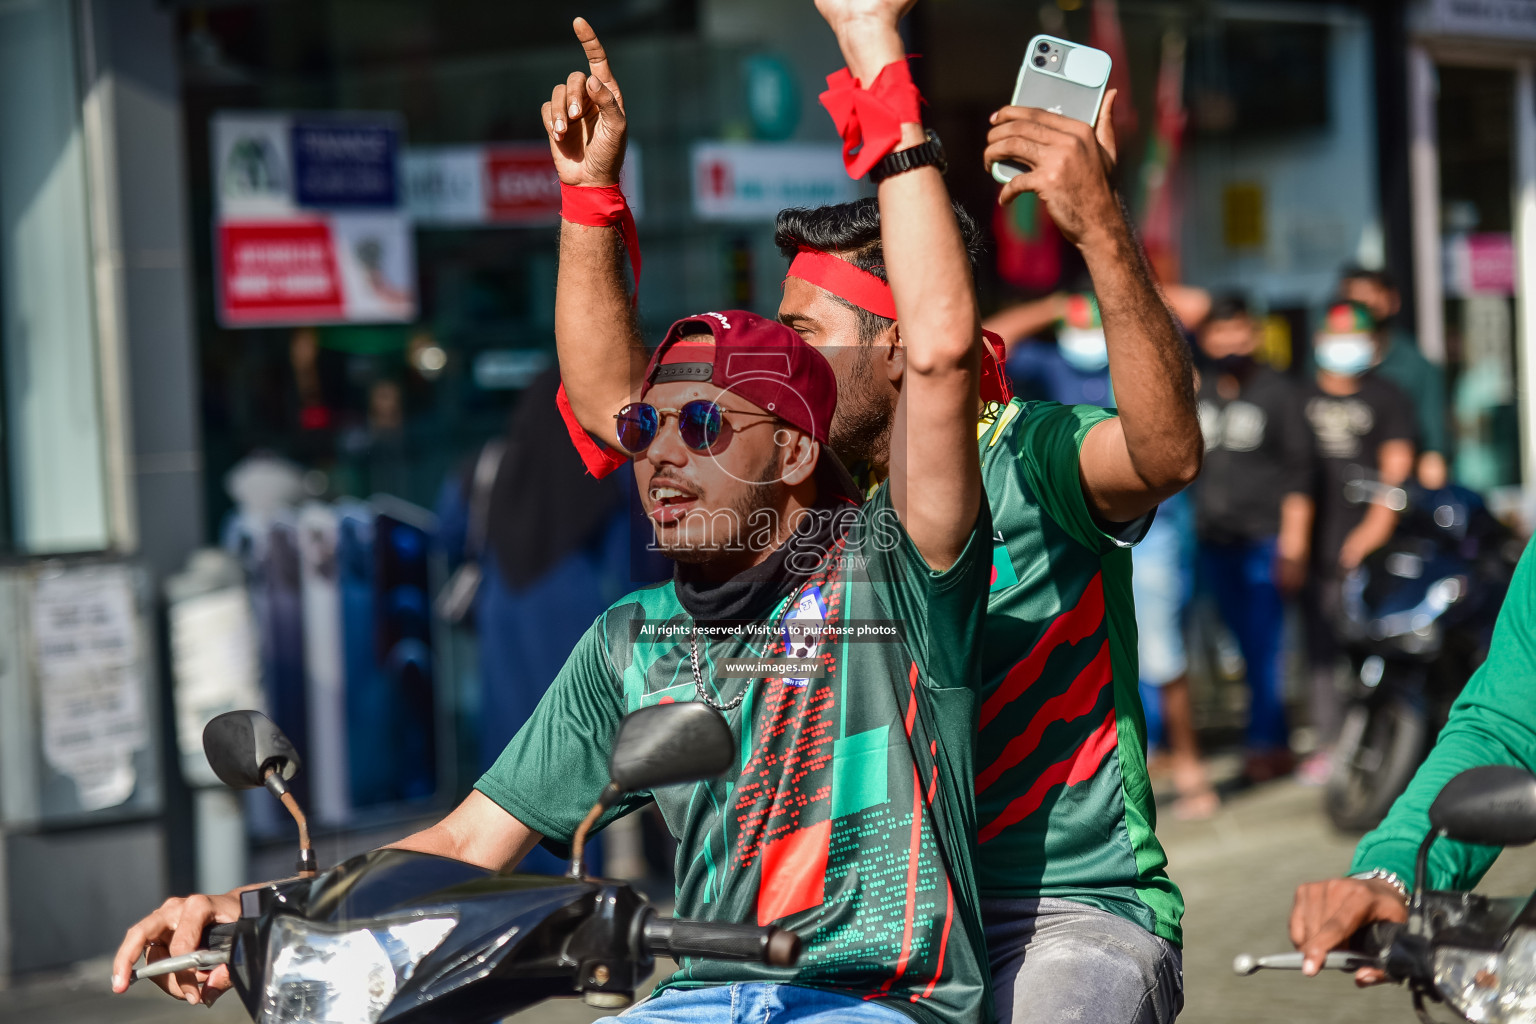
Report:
857,483,991,691
474,614,625,842
991,400,1149,553
1351,535,1536,890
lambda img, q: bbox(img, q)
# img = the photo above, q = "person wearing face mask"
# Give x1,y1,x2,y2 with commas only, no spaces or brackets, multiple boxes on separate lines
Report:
1192,296,1314,783
1296,300,1417,785
1340,266,1449,489
1002,292,1116,406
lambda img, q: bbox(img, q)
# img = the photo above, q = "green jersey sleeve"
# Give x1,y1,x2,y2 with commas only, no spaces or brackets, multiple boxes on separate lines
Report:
474,613,624,842
986,400,1147,554
1351,535,1536,890
854,483,992,691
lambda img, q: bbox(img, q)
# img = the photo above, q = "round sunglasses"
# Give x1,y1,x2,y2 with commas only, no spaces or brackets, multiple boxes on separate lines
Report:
613,400,777,455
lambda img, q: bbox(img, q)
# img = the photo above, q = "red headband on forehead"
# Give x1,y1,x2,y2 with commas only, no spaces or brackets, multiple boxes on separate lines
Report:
785,247,897,320
784,247,1013,404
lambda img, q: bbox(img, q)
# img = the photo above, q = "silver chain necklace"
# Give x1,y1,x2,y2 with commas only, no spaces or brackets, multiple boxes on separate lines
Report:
686,586,809,713
689,631,747,712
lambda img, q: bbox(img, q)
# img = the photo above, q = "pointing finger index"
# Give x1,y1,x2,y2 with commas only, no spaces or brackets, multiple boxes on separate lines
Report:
575,20,613,79
574,17,623,104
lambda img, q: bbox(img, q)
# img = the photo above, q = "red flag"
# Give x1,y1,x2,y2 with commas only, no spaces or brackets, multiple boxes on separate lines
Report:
1091,0,1138,139
993,192,1062,292
1138,31,1187,283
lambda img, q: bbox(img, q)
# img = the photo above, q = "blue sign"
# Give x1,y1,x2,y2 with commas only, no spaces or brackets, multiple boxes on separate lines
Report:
292,119,399,208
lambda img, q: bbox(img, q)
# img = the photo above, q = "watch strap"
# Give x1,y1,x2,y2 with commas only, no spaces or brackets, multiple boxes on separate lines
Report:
869,130,947,184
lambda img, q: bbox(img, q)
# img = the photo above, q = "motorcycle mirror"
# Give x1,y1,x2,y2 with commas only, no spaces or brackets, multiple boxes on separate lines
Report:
203,710,318,878
567,703,733,878
610,702,734,794
203,710,302,790
1430,765,1536,847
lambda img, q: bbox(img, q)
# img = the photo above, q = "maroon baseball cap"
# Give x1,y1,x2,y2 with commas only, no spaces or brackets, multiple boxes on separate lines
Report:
641,310,837,446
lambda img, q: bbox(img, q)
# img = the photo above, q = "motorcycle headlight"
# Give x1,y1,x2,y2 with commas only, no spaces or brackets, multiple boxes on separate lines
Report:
1435,928,1536,1023
259,915,457,1024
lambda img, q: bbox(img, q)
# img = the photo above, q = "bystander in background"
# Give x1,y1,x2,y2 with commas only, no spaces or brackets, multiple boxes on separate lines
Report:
1340,266,1448,488
1193,296,1314,783
1297,301,1417,784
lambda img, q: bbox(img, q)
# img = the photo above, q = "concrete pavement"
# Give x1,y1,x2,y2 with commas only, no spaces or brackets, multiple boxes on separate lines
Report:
6,773,1536,1024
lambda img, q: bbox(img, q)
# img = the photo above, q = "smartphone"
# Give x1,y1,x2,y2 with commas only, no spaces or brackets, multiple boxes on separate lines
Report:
991,34,1112,184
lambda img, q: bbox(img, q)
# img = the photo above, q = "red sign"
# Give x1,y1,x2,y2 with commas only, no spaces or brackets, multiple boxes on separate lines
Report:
219,220,343,324
483,146,561,222
1467,233,1516,295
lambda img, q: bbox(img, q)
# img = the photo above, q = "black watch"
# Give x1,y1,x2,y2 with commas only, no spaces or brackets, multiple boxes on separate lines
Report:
869,130,948,184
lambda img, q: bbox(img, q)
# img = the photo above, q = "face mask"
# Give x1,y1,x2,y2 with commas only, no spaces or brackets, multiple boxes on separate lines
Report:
1214,353,1255,375
1058,326,1109,372
1314,333,1376,377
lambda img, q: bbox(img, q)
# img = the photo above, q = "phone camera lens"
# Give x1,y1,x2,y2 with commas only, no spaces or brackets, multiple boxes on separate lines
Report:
1033,55,1047,67
1038,42,1050,53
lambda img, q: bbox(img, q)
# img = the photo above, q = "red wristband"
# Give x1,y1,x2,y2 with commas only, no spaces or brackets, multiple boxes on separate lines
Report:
559,182,642,306
556,382,628,479
818,59,924,180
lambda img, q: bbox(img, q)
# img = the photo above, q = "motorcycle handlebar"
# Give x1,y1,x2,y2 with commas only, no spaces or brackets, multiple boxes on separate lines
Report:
129,923,239,984
204,922,238,954
641,916,801,967
1351,920,1403,958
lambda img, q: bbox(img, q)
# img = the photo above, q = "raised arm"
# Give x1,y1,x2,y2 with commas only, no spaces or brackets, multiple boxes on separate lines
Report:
984,96,1202,524
543,18,648,441
816,0,981,571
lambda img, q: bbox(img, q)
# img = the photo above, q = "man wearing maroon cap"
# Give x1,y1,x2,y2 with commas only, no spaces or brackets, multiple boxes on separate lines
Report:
544,3,1202,1022
110,5,997,1022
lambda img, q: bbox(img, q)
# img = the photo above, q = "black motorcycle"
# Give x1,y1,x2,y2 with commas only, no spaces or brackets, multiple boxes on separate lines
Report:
128,705,800,1024
1240,764,1536,1024
1325,479,1519,832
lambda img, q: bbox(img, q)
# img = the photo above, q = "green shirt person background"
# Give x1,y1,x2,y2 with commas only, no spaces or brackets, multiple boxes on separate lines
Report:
1341,266,1450,488
1290,534,1536,982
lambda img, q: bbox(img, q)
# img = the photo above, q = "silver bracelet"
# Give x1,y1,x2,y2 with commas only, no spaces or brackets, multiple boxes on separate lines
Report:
1350,869,1410,906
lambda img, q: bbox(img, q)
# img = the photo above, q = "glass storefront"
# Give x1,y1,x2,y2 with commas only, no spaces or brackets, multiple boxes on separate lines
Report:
1436,65,1522,493
179,0,1389,531
0,0,112,555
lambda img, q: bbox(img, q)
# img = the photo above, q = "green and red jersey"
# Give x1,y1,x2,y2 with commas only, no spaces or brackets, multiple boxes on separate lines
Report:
476,486,994,1024
557,388,1185,946
970,398,1183,945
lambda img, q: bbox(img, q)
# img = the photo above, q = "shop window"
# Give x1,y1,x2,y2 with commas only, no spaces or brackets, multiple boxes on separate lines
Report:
0,0,111,554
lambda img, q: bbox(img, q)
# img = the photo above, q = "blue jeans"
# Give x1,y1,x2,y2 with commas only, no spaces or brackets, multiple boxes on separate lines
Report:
1132,494,1195,748
984,897,1183,1024
615,984,907,1024
1199,537,1289,751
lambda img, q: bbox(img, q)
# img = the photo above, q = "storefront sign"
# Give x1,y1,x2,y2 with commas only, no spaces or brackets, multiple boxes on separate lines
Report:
292,118,399,208
1445,232,1516,296
1412,0,1536,42
403,143,643,226
212,111,415,327
691,142,859,222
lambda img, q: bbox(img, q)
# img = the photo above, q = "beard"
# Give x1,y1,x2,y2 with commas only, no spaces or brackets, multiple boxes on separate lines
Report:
652,447,784,567
829,342,894,471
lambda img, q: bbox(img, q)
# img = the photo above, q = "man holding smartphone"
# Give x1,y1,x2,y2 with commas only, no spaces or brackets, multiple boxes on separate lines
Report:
548,9,1201,1023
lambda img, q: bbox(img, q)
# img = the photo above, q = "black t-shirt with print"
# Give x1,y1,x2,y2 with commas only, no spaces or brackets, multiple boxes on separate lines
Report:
1195,367,1313,544
1301,372,1416,569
